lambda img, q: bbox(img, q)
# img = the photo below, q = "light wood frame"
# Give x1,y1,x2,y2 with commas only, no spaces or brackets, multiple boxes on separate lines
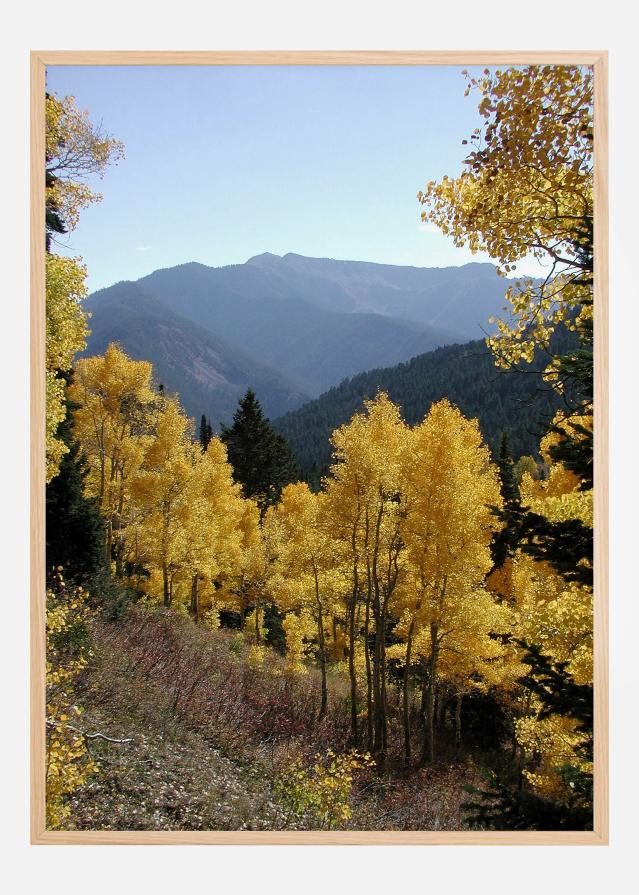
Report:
30,50,609,845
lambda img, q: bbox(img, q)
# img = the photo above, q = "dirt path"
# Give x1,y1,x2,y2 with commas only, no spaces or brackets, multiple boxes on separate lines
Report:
67,710,290,831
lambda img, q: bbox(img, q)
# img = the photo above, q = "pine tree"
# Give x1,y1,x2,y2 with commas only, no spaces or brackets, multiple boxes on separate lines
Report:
46,383,107,584
518,513,593,586
263,603,286,655
45,169,66,251
489,427,593,587
199,414,213,451
489,432,523,573
220,390,299,517
462,641,592,831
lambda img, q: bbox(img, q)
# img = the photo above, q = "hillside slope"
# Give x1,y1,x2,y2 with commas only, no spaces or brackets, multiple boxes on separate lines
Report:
66,608,475,832
274,336,572,480
245,252,512,339
85,252,519,416
126,262,463,395
83,283,308,426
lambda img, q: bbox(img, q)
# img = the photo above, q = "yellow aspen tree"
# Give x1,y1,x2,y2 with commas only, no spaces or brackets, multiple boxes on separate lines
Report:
45,254,89,481
324,393,409,756
46,93,124,238
392,578,514,764
432,592,514,748
280,609,316,674
226,499,273,641
520,411,593,529
46,572,97,829
45,93,123,480
182,438,246,622
267,483,340,719
402,400,502,764
506,551,592,799
507,421,593,799
69,344,157,574
131,395,198,608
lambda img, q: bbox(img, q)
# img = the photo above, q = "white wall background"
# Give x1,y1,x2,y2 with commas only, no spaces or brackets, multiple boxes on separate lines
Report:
2,2,635,891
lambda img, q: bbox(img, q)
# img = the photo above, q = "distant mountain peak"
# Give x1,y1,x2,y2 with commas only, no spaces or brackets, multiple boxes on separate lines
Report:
246,252,283,266
86,253,517,427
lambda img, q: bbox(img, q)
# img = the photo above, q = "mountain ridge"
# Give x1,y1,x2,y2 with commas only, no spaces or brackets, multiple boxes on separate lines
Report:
83,283,309,427
83,252,519,429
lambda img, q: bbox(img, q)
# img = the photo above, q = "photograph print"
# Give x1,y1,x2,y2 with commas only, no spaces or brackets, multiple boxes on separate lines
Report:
38,56,602,838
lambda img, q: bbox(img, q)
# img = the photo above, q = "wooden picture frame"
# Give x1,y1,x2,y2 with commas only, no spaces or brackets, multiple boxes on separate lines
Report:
31,50,609,845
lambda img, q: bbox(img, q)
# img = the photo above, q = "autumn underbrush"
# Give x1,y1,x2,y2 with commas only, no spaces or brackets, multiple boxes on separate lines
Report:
66,605,490,831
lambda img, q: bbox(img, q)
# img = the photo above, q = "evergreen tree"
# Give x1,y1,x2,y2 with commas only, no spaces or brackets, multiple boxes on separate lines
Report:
45,169,66,251
490,429,593,587
462,641,593,831
547,313,593,489
518,513,593,587
199,414,213,451
263,603,287,655
46,384,107,584
220,390,300,516
489,432,523,574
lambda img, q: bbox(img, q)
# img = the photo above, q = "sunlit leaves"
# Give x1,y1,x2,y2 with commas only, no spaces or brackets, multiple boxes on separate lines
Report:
45,92,123,481
46,572,97,828
418,65,593,369
45,254,89,481
46,93,124,236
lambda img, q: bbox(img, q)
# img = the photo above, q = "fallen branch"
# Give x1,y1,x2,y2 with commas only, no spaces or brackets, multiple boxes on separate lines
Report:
46,718,133,745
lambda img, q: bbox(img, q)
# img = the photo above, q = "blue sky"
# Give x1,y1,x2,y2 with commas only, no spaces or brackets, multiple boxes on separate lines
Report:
46,65,536,292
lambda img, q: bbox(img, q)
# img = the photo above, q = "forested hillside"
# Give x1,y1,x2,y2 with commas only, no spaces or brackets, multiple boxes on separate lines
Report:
275,332,575,481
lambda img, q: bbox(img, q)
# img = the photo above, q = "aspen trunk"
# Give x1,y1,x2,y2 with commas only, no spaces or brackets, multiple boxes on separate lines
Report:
347,593,359,745
370,509,385,759
420,658,428,718
372,616,382,754
114,539,124,578
455,692,463,748
317,610,328,721
403,622,415,766
364,593,373,750
114,488,126,577
106,519,113,567
421,623,439,765
348,503,362,747
163,563,171,608
190,575,199,622
379,607,388,759
436,690,445,728
313,568,328,721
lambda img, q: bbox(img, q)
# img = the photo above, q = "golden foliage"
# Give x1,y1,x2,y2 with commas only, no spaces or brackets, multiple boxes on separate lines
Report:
45,254,88,480
45,92,123,481
418,66,593,367
46,573,97,828
66,351,593,805
46,93,124,234
276,749,374,829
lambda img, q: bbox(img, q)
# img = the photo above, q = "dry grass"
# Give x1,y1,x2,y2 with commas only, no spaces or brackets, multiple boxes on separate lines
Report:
64,606,484,831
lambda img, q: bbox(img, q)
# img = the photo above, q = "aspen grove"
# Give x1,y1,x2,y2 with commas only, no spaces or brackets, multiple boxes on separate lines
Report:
65,344,592,799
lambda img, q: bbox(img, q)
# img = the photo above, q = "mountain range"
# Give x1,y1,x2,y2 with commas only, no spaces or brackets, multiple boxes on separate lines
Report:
83,252,515,426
